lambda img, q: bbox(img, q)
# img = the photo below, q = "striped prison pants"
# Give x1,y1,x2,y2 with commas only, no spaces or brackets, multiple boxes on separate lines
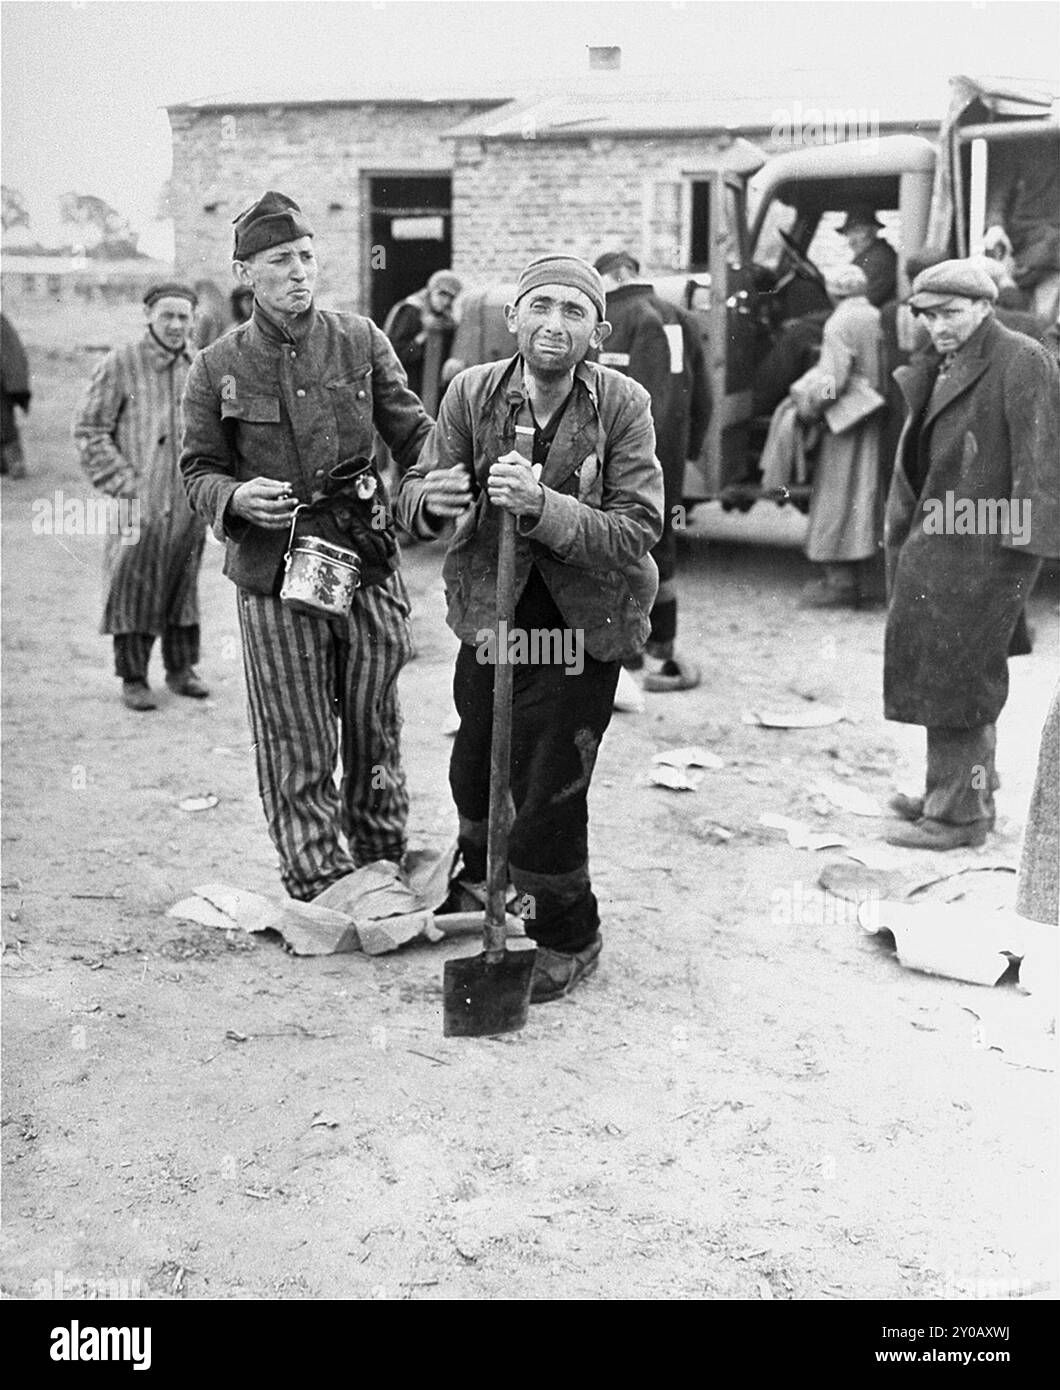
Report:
236,572,414,901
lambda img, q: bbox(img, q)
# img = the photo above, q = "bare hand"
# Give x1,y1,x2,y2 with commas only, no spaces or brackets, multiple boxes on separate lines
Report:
488,452,544,518
230,477,299,529
422,465,474,518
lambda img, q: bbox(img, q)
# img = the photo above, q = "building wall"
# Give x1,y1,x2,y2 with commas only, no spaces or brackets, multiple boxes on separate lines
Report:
167,102,494,310
451,134,736,287
450,125,935,288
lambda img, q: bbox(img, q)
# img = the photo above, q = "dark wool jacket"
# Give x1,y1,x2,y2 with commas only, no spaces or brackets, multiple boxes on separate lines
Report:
397,355,664,662
179,303,431,594
884,315,1060,727
597,282,674,457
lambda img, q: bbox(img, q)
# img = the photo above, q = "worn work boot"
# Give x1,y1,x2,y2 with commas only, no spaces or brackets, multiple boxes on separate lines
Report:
165,668,210,698
122,680,157,712
884,818,990,851
529,934,602,1004
643,655,702,693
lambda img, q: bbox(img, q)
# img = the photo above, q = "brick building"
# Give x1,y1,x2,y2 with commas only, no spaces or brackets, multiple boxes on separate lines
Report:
165,85,511,320
167,71,937,318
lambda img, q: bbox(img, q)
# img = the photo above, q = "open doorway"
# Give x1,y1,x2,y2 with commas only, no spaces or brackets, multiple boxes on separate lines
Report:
367,174,453,324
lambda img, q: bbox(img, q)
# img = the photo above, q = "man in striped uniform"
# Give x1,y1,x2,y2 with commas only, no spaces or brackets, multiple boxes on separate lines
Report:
75,282,208,711
180,192,432,902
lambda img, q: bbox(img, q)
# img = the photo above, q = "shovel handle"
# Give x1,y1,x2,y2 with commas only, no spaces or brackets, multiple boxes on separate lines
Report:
484,506,517,956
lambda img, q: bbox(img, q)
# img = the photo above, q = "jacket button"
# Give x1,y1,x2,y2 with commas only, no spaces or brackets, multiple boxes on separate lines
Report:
296,389,306,398
314,468,324,479
357,390,366,399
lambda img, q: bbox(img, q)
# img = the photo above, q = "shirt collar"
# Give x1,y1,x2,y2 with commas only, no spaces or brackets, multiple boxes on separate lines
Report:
494,355,598,408
252,299,317,345
143,328,191,369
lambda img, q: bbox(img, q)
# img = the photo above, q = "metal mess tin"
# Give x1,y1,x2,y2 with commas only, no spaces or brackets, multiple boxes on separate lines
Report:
280,509,362,618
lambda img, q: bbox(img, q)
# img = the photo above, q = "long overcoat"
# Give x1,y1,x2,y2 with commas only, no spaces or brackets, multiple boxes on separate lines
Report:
884,315,1060,727
805,294,883,563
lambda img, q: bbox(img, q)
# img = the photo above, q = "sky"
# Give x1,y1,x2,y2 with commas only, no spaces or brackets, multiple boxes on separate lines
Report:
2,0,1058,259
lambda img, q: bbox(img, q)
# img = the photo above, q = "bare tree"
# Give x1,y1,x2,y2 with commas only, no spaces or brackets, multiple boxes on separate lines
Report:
59,192,139,255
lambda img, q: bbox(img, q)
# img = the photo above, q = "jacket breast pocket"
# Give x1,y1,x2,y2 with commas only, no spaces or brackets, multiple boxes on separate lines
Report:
326,368,374,454
220,394,282,468
221,395,281,424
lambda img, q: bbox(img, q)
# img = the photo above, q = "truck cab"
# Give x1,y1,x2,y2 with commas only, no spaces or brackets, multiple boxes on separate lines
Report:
444,79,1057,521
659,134,936,505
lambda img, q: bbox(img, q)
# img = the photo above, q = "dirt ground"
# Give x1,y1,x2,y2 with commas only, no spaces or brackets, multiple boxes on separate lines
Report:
2,301,1057,1302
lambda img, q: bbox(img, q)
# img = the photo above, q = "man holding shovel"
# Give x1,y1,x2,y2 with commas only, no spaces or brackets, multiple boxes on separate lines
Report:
398,255,663,1003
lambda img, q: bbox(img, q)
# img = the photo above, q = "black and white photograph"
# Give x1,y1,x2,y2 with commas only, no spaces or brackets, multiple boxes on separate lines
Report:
2,0,1058,1331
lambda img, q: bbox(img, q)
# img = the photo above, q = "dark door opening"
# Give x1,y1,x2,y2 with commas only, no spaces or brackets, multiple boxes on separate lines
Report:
368,175,453,324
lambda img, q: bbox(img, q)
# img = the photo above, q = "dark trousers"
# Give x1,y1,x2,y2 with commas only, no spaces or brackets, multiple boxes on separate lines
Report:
450,639,620,952
114,626,200,681
647,448,682,655
923,724,997,825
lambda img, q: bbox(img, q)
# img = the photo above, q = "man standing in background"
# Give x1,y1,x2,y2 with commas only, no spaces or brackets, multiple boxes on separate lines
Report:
839,204,898,308
595,250,710,690
1,313,32,479
75,282,208,711
384,269,463,414
884,259,1059,849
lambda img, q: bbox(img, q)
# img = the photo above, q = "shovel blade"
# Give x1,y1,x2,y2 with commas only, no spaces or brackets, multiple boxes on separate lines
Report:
442,946,537,1037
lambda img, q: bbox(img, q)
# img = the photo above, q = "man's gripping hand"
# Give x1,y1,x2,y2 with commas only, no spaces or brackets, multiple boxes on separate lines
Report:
229,478,300,530
422,465,474,519
488,451,544,518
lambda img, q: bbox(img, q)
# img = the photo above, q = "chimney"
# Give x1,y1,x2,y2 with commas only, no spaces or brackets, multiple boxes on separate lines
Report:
588,46,621,71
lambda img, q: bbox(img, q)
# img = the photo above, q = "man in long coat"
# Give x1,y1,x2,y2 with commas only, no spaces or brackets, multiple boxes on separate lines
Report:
883,259,1060,850
75,283,208,711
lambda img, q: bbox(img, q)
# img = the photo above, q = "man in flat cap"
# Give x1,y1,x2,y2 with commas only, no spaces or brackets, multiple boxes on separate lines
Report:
75,281,208,710
883,258,1059,849
383,269,463,414
594,249,711,690
839,205,898,308
180,192,433,901
398,254,663,1001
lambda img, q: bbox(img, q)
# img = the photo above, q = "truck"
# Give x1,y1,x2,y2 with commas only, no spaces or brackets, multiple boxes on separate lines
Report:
446,76,1058,516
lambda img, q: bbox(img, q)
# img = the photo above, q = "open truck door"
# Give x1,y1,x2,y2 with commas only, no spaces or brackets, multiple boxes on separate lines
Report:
925,75,1059,322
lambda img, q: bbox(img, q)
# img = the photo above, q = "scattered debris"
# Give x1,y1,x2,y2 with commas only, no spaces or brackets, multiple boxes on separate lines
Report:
177,795,219,813
652,746,724,771
613,667,645,713
692,820,736,843
224,1029,248,1043
810,778,886,817
649,765,700,792
743,703,846,729
760,813,849,851
310,1112,340,1129
858,898,1051,991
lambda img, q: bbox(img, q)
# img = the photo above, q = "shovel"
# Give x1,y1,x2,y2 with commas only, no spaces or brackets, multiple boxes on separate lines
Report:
443,497,536,1037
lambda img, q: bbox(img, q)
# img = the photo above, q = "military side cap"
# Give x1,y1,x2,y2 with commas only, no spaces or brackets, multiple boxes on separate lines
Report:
143,281,198,308
232,191,314,260
908,258,999,311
